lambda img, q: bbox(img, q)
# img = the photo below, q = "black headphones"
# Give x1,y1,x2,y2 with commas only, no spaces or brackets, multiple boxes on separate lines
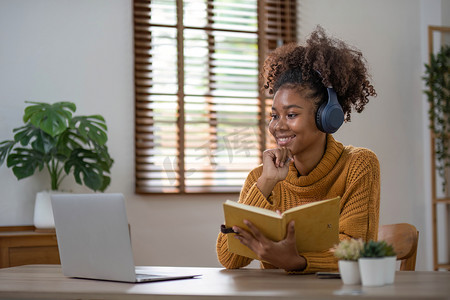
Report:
315,84,344,134
274,68,344,133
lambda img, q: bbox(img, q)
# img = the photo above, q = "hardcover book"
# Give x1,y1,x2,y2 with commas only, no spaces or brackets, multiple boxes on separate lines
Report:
223,197,340,260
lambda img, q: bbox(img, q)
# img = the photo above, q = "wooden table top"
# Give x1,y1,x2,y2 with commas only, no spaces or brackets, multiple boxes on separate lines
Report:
0,264,449,300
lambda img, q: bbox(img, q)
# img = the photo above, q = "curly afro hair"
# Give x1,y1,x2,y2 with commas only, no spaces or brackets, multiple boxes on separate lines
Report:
262,26,376,122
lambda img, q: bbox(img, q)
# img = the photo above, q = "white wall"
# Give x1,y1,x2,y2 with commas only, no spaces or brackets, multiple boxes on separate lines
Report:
0,0,442,270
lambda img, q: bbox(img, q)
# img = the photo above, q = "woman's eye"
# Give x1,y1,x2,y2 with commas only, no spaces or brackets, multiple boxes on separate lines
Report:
287,113,297,118
271,114,279,120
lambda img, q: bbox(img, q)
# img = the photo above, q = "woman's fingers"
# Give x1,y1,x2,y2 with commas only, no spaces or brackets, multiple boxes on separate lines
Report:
233,220,300,269
275,148,284,167
232,225,257,250
273,147,292,168
262,147,293,169
286,221,296,243
232,221,268,253
244,220,268,242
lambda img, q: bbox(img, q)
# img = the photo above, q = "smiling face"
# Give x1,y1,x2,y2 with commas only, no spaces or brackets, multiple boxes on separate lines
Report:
268,86,326,159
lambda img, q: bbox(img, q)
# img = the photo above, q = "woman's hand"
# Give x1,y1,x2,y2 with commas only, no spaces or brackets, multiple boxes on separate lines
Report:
257,148,293,198
232,220,306,271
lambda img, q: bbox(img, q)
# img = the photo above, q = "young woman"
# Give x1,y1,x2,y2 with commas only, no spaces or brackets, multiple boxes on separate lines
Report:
216,27,380,273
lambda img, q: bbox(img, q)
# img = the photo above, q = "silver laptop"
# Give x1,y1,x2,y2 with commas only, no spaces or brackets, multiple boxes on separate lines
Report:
51,193,200,283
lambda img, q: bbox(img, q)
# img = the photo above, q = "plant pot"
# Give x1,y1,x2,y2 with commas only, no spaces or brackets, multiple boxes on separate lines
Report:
33,190,56,231
384,256,397,284
358,257,385,287
338,260,361,285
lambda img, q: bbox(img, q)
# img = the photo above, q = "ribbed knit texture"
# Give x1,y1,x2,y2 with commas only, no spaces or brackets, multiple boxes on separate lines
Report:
216,134,380,274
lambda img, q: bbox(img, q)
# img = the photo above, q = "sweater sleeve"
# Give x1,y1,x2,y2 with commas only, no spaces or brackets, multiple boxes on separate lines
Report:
295,150,380,274
216,166,276,269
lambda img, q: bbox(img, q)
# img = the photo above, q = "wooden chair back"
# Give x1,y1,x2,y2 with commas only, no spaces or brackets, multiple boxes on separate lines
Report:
378,223,419,271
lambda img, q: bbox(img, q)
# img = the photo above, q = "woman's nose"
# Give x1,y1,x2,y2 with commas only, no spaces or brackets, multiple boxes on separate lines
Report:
275,116,288,130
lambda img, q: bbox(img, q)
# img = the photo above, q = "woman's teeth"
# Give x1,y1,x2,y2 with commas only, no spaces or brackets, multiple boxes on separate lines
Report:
277,136,294,145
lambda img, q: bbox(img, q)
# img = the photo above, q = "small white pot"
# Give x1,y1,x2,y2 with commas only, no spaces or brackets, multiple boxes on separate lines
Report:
358,257,385,287
33,190,56,230
338,260,361,285
384,256,397,284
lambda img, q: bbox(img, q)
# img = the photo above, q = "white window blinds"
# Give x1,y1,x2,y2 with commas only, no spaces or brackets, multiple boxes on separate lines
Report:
134,0,296,193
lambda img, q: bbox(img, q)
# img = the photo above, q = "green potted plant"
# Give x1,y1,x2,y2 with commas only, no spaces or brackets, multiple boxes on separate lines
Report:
0,101,114,228
423,45,450,192
358,240,388,287
381,241,397,285
332,238,364,285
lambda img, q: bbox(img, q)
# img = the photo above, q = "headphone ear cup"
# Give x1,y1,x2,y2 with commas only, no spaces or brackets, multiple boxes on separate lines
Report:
315,88,344,134
322,104,344,133
315,102,326,132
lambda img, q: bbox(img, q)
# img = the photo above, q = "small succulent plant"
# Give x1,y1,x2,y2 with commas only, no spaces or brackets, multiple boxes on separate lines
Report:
332,238,364,261
360,240,393,258
381,240,397,257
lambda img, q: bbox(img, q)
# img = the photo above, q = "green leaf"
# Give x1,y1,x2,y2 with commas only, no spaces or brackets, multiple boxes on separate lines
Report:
71,115,108,146
424,45,450,192
93,144,114,170
30,130,56,154
360,240,386,258
12,125,56,155
99,175,111,192
13,124,39,146
0,140,16,166
23,101,76,137
6,148,45,180
56,130,86,157
64,149,111,192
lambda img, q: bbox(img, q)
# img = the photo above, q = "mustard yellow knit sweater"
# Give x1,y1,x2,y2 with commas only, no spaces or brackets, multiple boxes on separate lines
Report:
216,134,380,274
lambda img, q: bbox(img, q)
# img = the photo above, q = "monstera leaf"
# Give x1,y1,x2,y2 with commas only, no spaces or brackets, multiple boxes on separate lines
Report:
6,148,46,180
0,140,15,166
23,102,76,137
0,101,113,191
71,115,108,145
64,149,111,192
